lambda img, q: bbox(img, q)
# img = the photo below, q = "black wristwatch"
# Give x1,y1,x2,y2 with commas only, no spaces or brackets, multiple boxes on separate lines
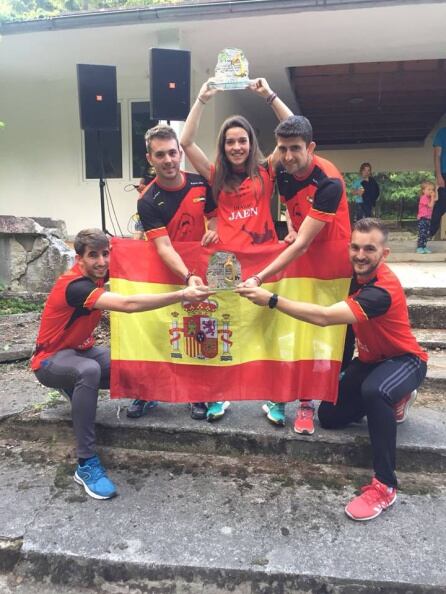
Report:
268,293,278,309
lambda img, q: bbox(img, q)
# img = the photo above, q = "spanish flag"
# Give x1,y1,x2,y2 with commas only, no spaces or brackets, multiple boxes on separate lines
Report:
109,238,351,404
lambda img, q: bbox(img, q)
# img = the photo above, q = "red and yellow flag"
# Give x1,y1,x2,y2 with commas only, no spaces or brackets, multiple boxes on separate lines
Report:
109,238,351,404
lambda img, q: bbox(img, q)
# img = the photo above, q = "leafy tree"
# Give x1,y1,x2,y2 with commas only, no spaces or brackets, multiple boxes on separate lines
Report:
1,0,177,22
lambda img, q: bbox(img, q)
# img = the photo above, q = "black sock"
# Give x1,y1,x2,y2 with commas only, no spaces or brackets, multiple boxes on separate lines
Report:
78,456,95,466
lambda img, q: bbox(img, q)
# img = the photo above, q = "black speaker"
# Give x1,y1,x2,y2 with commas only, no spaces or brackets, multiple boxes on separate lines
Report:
149,48,190,121
77,64,118,131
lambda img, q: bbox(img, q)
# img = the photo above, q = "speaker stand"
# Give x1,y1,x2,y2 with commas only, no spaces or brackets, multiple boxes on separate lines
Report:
97,131,113,236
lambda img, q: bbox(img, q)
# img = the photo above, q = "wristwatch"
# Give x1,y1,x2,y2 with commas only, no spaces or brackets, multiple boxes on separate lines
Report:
268,293,278,309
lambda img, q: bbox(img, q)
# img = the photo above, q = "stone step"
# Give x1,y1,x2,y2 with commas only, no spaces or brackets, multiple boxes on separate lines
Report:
1,443,445,594
413,328,446,350
3,395,445,475
387,252,446,263
387,239,446,263
407,295,446,328
0,313,39,363
388,262,446,296
424,351,446,390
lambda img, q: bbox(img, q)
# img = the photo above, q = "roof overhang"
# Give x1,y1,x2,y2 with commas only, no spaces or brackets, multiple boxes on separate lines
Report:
1,0,444,35
289,60,446,146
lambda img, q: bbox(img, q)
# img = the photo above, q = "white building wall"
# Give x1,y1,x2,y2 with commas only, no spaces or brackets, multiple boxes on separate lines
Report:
0,77,145,236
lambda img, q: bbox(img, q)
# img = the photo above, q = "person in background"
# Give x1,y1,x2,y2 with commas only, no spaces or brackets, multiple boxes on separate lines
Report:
351,176,365,222
431,126,446,238
132,164,157,240
358,163,380,218
137,163,156,193
416,181,437,254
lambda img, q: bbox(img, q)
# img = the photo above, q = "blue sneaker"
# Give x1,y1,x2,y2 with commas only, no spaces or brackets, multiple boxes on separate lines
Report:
74,455,117,500
262,401,286,426
126,399,158,418
206,401,230,422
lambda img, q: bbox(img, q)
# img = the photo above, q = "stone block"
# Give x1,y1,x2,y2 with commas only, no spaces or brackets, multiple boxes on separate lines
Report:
0,215,74,293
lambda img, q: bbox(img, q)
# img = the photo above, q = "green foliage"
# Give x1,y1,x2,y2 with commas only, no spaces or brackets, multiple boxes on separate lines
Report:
1,0,177,22
0,297,44,315
33,389,65,411
344,170,435,221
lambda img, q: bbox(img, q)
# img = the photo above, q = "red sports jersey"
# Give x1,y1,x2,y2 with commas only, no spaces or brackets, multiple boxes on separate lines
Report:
30,264,105,370
210,163,278,248
137,172,217,242
346,263,428,363
276,154,351,244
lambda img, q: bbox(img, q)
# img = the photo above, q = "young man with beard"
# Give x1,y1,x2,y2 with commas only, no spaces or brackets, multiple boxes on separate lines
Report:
242,114,351,434
132,124,228,421
31,229,212,500
237,218,427,521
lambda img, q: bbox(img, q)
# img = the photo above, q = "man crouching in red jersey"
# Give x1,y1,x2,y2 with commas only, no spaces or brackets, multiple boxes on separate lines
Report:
237,218,427,521
31,229,213,500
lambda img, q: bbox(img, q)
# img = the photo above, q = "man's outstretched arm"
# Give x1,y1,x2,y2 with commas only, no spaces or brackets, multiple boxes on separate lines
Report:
242,217,326,286
235,286,357,327
94,285,213,314
153,235,204,286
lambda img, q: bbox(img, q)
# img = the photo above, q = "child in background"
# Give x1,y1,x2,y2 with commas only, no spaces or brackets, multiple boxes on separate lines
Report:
351,177,365,221
416,181,437,254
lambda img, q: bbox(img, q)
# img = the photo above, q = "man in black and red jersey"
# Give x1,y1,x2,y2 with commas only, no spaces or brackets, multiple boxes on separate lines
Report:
133,124,228,422
242,114,351,435
31,229,212,500
237,218,427,521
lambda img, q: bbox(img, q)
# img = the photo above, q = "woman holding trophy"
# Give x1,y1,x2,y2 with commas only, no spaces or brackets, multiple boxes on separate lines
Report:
180,68,300,428
180,76,292,249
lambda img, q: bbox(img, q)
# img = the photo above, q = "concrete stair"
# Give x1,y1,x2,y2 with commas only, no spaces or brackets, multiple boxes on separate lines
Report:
1,398,444,473
1,387,446,593
1,421,446,594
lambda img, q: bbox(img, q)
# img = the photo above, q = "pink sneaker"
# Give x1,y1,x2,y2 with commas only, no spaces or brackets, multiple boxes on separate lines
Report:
345,478,397,521
294,403,315,435
394,390,417,424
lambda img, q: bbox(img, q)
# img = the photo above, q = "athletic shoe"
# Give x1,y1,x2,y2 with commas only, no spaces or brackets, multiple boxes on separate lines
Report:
423,247,432,254
415,247,425,254
190,402,208,420
74,455,117,500
394,390,417,424
262,401,286,426
345,477,397,521
294,402,315,435
207,401,230,422
126,399,158,418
